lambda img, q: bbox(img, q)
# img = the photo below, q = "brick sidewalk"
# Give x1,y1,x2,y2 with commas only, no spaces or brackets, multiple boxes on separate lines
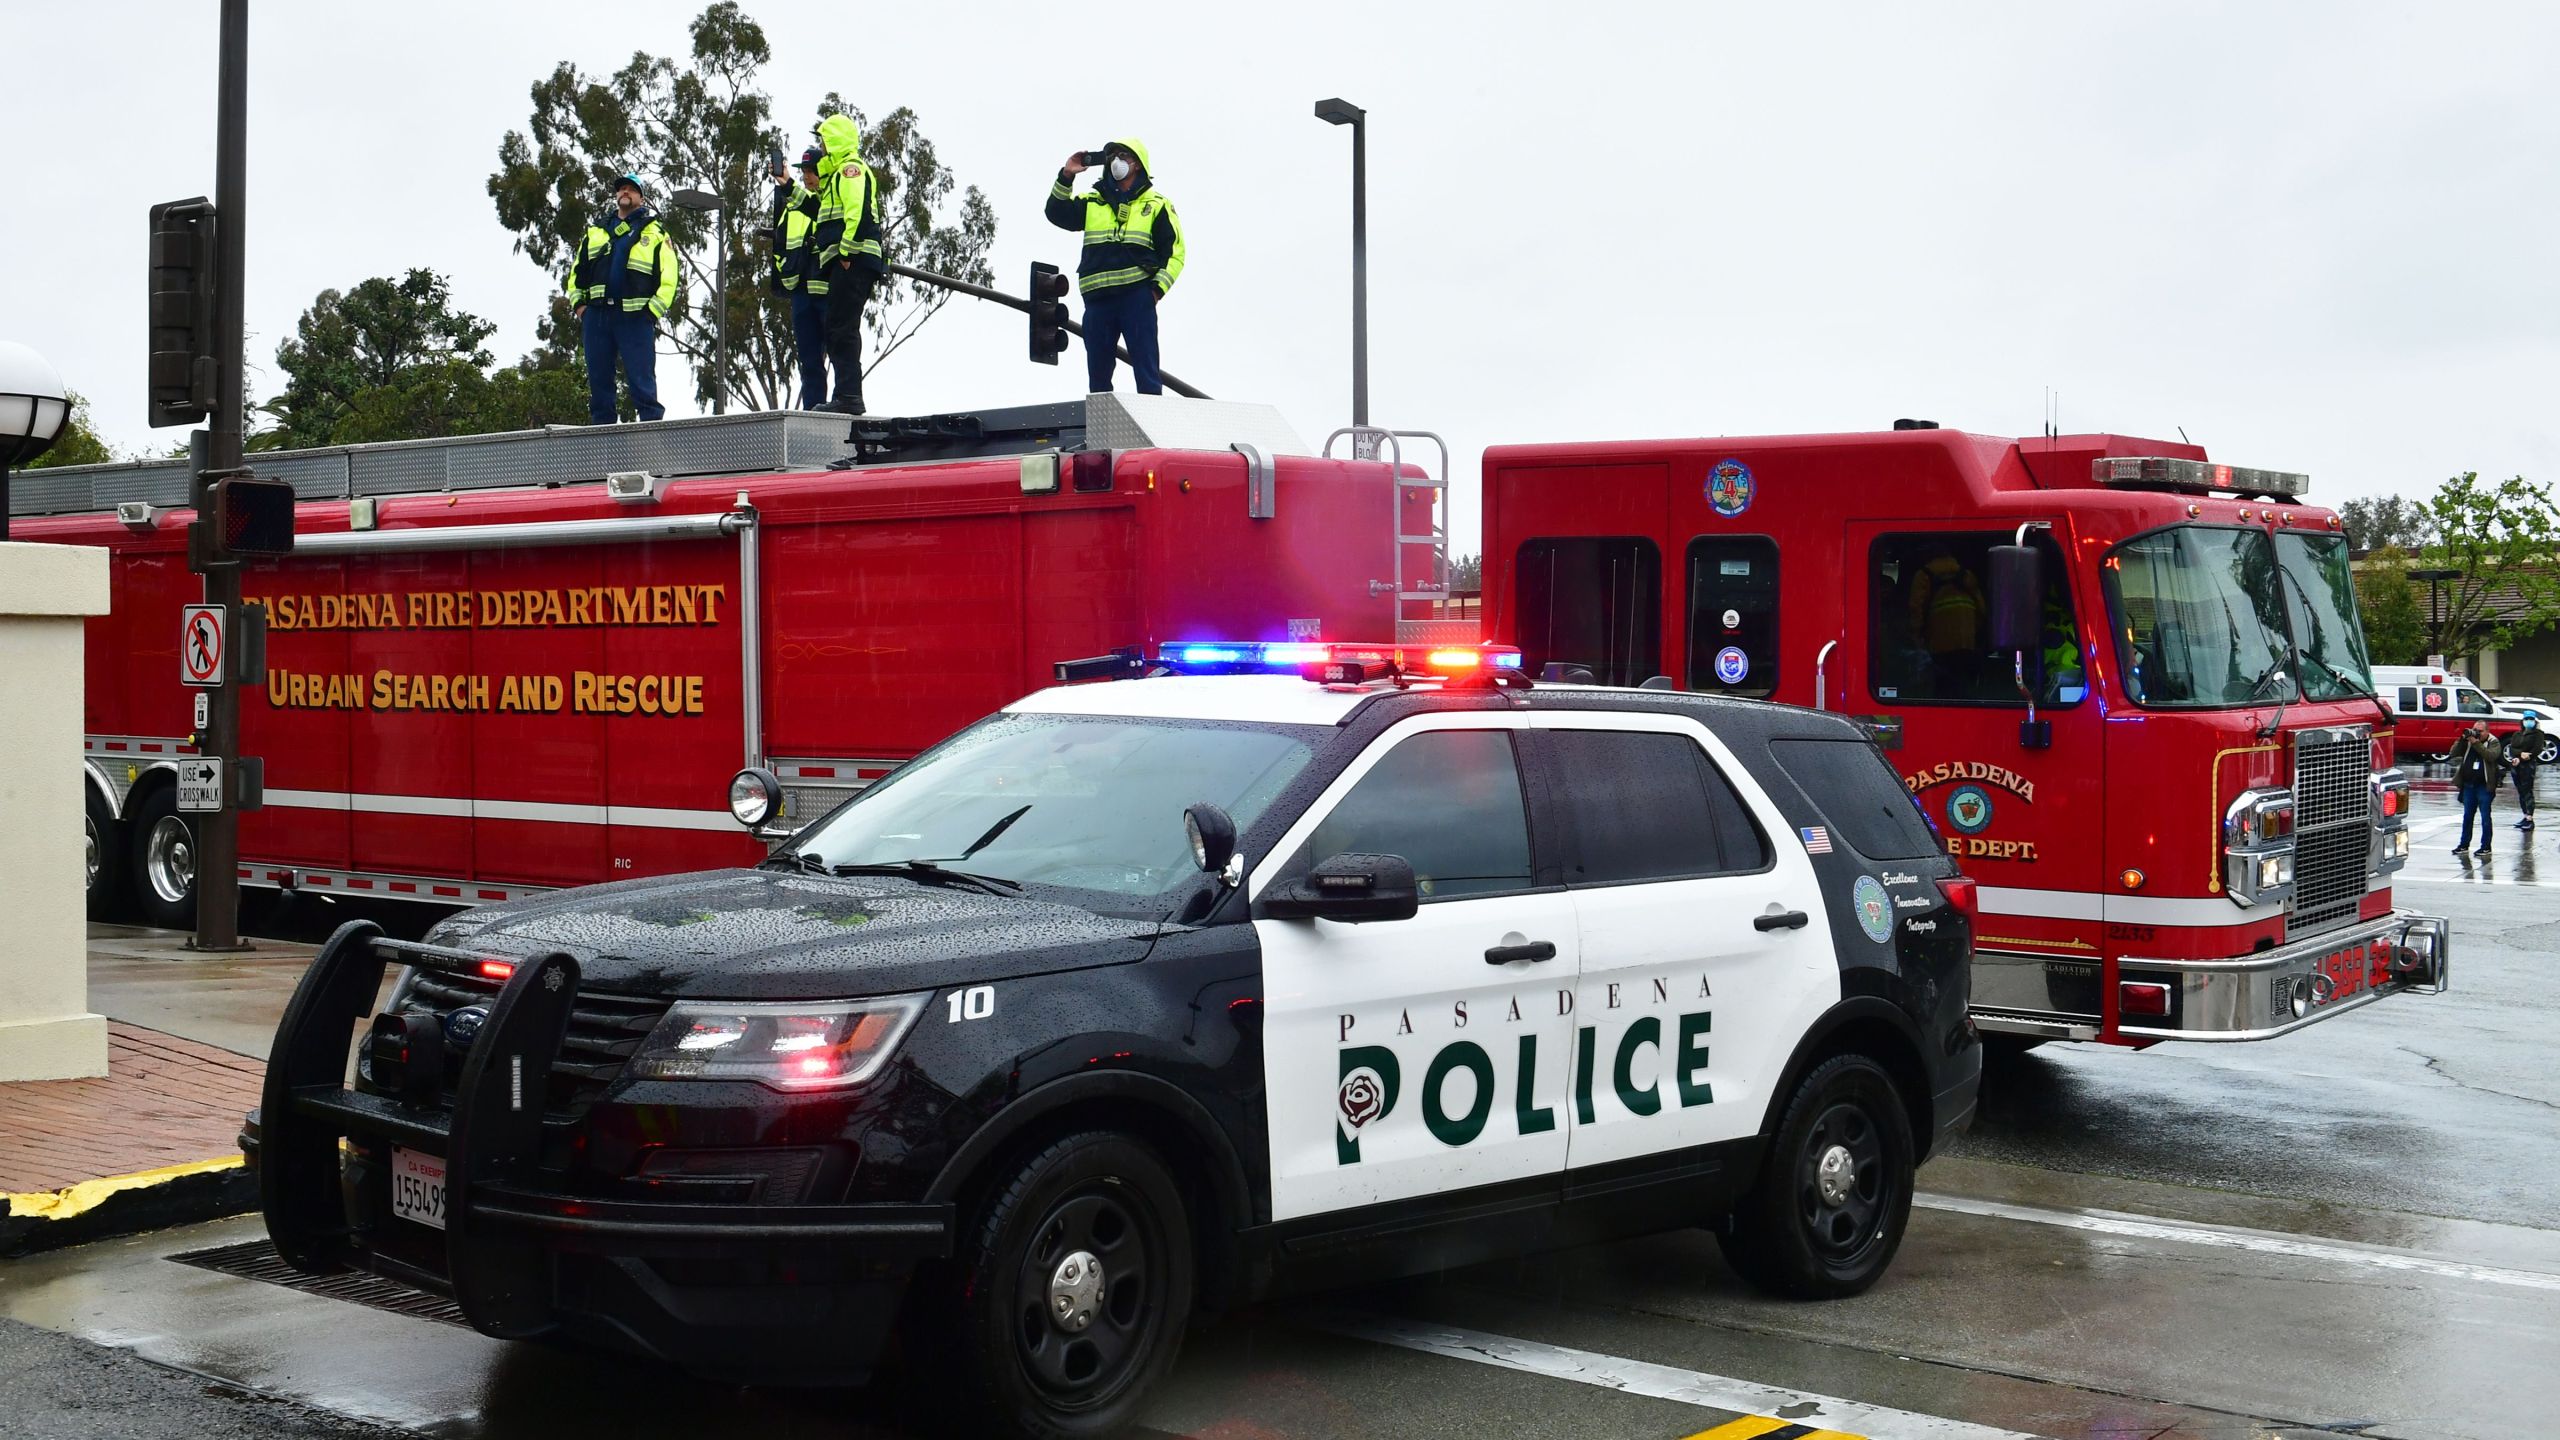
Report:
0,1023,262,1194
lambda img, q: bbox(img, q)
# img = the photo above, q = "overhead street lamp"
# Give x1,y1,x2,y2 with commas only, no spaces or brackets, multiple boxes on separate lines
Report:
0,341,72,542
671,188,729,415
1313,98,1368,446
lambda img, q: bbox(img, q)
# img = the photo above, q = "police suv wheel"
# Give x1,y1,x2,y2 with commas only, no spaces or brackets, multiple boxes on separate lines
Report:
947,1131,1193,1439
128,787,196,931
85,788,123,920
1720,1054,1915,1299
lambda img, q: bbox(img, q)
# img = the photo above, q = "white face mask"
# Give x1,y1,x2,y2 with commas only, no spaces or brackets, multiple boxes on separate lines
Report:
1108,156,1134,182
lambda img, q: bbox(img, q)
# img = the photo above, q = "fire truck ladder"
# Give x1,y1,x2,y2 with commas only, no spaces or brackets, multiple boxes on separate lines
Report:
1324,426,1450,613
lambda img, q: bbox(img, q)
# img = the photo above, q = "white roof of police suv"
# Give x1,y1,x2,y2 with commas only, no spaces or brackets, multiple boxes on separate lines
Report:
1007,675,1371,726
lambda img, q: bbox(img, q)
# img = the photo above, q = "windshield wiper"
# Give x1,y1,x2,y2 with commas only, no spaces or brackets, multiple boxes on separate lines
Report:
2246,655,2294,740
760,849,830,875
827,860,1023,897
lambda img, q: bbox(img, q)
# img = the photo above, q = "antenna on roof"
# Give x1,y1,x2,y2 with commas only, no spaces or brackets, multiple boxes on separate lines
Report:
2177,426,2192,445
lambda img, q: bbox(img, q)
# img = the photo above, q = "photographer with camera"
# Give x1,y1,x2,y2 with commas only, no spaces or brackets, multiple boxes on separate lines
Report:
1045,139,1185,396
767,146,830,409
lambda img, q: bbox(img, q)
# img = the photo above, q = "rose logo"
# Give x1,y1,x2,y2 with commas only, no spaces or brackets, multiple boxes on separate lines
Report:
1339,1066,1387,1131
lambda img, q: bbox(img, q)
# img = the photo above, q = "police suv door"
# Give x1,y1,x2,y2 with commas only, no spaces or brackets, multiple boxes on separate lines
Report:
1252,714,1579,1224
1529,716,1837,1173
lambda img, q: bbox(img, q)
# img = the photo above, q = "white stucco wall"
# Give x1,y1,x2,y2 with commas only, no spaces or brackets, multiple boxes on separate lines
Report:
0,541,110,1081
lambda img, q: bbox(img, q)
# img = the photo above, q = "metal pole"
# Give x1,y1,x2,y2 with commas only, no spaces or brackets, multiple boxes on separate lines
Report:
1350,114,1368,433
884,262,1211,400
192,0,249,952
2,465,11,542
713,215,729,415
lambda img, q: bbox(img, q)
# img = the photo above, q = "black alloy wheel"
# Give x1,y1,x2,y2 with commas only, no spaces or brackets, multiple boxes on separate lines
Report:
944,1131,1193,1439
1719,1053,1915,1299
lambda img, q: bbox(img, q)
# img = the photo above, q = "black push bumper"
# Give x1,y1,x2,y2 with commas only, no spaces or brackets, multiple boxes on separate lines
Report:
255,920,951,1383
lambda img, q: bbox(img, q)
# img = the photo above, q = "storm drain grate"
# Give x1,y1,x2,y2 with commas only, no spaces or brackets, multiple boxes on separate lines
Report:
172,1239,469,1328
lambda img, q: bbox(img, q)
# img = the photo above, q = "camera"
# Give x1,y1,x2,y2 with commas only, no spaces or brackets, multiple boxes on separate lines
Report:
1078,147,1115,167
768,147,788,180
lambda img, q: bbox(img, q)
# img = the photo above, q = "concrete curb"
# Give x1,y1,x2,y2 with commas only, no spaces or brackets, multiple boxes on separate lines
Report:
1,1155,256,1258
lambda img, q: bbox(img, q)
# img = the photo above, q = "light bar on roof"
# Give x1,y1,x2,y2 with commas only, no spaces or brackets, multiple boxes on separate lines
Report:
2092,456,2308,498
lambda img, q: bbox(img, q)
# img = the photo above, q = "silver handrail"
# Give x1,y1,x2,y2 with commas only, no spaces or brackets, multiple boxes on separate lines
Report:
1814,639,1839,712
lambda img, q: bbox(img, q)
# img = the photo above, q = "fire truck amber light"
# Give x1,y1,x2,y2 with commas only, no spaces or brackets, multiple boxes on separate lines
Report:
2119,868,2146,891
2120,982,2173,1017
629,995,927,1091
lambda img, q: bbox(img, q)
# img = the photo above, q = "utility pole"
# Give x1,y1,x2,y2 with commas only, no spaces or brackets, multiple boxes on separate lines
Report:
191,0,252,953
1314,99,1369,449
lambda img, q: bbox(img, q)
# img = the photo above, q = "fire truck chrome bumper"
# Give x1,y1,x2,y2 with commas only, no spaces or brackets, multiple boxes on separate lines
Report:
2115,911,2449,1042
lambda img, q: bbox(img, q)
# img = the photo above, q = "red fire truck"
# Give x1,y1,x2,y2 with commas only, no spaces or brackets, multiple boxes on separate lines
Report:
1477,423,2449,1047
18,401,1444,928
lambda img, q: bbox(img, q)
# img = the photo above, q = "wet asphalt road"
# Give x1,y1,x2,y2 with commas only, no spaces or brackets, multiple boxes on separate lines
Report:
4,780,2554,1439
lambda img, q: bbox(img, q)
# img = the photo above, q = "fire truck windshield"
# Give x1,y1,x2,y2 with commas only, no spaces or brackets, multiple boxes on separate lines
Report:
2102,526,2295,709
2272,530,2376,701
781,713,1322,914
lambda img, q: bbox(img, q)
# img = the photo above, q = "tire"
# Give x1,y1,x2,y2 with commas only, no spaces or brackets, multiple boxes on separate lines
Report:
939,1131,1194,1440
127,786,197,931
85,787,123,920
1719,1053,1916,1300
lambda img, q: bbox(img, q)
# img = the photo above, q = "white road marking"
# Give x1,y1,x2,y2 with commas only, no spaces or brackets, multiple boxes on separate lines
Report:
1917,1193,2560,1292
2395,873,2553,887
2406,816,2461,838
1310,1311,2044,1440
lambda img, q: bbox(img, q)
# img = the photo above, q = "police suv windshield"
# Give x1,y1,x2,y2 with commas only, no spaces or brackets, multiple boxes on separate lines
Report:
2102,525,2375,708
781,712,1323,914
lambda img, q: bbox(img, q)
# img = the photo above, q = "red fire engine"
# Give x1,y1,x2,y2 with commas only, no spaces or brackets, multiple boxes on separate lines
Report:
19,400,1443,928
1476,423,2449,1046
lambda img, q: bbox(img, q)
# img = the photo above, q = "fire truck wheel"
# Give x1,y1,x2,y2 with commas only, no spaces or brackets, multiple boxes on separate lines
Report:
85,787,123,920
1719,1053,1915,1300
939,1130,1193,1440
128,787,197,931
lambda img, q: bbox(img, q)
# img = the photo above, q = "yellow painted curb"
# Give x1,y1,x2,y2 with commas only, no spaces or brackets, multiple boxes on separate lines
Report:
5,1155,244,1221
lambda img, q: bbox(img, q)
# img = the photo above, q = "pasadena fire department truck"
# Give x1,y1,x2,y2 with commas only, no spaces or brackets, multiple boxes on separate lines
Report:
15,400,1443,927
1476,424,2449,1048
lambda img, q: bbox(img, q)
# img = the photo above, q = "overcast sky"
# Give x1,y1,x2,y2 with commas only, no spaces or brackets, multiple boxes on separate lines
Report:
8,1,2558,550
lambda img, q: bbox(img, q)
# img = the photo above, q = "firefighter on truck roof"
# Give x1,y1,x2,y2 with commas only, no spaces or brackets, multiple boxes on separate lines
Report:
1048,138,1186,396
567,172,679,425
811,112,887,416
769,146,831,410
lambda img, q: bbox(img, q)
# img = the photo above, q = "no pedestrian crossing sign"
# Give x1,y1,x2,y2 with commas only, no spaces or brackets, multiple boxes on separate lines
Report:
176,757,225,813
181,604,226,687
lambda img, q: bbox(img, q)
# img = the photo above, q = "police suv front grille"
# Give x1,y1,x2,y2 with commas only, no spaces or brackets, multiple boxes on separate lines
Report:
385,969,669,1119
2289,728,2371,940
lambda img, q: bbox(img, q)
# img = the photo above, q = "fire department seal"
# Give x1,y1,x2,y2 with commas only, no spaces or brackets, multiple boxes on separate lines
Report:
1713,646,1750,685
1851,876,1894,944
1707,459,1755,517
1946,784,1995,835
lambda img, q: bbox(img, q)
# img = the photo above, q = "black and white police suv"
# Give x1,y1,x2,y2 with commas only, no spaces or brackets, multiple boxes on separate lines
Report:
253,645,1980,1440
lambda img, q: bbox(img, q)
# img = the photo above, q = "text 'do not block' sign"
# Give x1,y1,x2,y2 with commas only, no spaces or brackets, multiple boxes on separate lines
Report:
176,757,224,813
181,604,226,687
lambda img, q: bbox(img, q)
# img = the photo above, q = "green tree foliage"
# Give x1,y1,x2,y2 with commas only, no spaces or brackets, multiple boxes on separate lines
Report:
264,270,588,448
2352,546,2429,665
2418,471,2560,656
26,391,113,468
487,3,995,412
1448,553,1482,592
2337,494,2435,553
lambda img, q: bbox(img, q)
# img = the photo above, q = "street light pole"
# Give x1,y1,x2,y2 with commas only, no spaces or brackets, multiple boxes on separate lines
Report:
1314,99,1368,442
2412,566,2459,660
0,342,73,542
672,188,727,414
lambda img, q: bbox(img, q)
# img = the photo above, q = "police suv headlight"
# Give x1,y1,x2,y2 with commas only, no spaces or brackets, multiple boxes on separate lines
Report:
729,766,784,828
628,995,927,1091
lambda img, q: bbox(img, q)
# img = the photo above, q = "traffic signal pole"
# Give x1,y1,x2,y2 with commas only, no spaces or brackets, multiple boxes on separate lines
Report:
190,0,251,953
885,262,1211,400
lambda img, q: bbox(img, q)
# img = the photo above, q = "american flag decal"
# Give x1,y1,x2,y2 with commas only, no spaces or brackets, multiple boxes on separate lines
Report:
1800,826,1833,854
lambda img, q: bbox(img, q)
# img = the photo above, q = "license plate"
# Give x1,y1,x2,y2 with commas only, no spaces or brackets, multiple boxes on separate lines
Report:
390,1147,447,1231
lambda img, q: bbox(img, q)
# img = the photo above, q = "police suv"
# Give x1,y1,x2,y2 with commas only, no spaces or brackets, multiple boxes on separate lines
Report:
254,645,1981,1440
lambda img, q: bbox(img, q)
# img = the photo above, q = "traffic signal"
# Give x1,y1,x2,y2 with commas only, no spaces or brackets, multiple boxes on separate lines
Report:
148,198,218,428
213,475,296,557
1029,261,1070,365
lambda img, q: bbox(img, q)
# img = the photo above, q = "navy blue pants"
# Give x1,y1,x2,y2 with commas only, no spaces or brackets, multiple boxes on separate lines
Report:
1081,284,1161,395
2458,781,2495,849
791,291,829,409
582,306,663,424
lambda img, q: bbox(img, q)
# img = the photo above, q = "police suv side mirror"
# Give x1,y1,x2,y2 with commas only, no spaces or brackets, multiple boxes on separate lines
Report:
1259,853,1419,924
1986,544,2041,654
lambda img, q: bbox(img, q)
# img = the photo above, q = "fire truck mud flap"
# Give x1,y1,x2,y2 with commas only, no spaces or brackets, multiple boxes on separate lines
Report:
2112,911,2449,1042
256,920,952,1372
